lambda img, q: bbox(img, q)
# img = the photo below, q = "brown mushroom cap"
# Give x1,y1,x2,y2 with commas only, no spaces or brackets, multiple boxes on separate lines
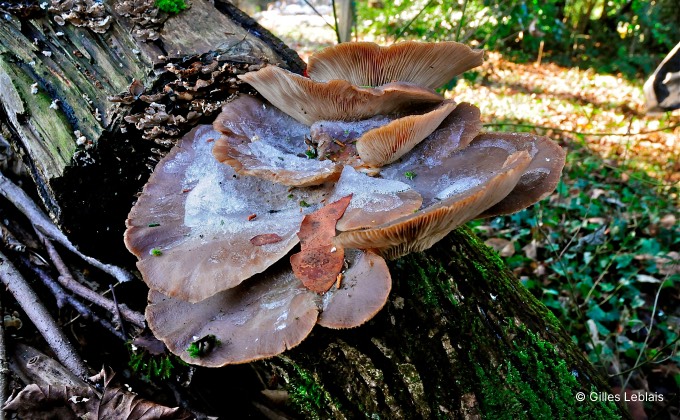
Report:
331,166,423,231
317,249,391,329
379,102,483,204
333,151,532,260
146,263,320,366
238,66,444,125
475,133,567,217
213,95,343,186
307,41,484,90
125,125,330,302
356,100,458,167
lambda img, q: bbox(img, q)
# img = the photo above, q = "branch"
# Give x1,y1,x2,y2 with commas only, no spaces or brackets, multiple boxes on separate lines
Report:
0,294,7,420
0,173,133,284
17,255,127,342
0,251,88,378
37,233,145,329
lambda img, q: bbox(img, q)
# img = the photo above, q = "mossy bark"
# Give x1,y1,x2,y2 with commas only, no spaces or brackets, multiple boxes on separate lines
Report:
262,227,628,419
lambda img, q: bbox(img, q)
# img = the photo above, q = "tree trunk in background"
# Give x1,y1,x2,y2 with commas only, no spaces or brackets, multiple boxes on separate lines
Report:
0,2,628,418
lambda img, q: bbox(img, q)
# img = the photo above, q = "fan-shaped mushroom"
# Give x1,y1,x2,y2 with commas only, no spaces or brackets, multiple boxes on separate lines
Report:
125,40,565,366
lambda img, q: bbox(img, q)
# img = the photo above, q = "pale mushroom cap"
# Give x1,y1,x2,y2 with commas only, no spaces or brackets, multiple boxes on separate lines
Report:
146,264,320,366
331,166,423,231
239,66,444,125
318,249,392,329
307,41,485,89
475,133,567,217
357,100,458,167
213,95,343,186
333,151,532,260
124,125,326,302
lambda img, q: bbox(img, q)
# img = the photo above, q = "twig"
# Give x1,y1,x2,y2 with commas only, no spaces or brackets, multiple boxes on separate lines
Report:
37,233,145,329
0,172,133,284
0,250,88,378
482,121,680,137
394,0,437,41
17,255,127,341
621,276,669,391
455,0,469,42
109,285,127,339
0,293,7,419
299,0,337,34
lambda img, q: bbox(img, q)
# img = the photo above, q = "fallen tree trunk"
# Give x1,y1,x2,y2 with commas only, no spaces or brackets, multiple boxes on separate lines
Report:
0,2,628,418
261,226,626,418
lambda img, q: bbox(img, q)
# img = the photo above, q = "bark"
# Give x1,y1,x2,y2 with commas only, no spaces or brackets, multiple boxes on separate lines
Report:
260,227,627,419
0,2,628,419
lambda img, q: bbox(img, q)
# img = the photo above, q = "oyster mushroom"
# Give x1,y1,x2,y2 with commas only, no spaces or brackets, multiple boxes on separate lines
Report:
239,66,444,125
307,41,484,89
126,41,565,366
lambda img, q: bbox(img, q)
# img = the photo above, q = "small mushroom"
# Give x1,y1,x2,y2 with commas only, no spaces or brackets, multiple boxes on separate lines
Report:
212,95,343,187
307,41,484,89
331,166,422,231
239,66,444,125
146,263,321,366
475,133,566,217
318,249,392,329
356,100,458,167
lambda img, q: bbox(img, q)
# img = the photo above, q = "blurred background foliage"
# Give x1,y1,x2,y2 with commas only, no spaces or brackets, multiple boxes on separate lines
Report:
355,0,678,78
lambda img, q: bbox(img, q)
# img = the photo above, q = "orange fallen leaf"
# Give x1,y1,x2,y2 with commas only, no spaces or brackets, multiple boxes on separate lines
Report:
250,233,283,246
291,195,352,293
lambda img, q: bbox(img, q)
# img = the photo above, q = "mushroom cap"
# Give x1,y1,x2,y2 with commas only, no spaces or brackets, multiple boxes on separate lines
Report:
333,151,532,259
125,126,424,301
238,66,444,125
331,166,423,231
146,263,320,366
124,125,325,302
356,100,458,167
213,95,342,186
475,133,567,217
307,41,484,90
379,102,483,204
317,249,392,329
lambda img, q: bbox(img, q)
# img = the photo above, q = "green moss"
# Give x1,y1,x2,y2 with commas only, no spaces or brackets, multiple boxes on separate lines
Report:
155,0,187,13
475,323,621,419
408,259,439,307
276,357,339,419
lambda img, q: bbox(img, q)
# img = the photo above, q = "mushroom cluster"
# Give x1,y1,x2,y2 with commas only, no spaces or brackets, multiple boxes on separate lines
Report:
125,41,565,366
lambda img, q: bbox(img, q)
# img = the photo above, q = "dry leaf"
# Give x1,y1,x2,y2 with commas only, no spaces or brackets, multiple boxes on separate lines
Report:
3,368,191,419
522,240,538,260
250,233,284,246
660,214,676,230
484,237,515,257
636,274,661,283
291,195,351,293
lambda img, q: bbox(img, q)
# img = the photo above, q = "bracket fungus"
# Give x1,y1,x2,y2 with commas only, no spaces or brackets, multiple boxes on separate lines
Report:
125,41,565,366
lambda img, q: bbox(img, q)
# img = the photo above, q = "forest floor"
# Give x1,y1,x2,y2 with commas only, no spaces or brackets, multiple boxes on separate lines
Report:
255,4,680,418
